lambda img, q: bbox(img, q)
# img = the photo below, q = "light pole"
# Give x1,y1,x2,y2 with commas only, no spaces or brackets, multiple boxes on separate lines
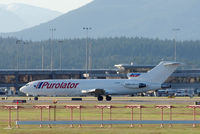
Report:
83,27,92,77
49,28,56,70
16,40,26,70
16,40,20,70
172,28,180,61
58,40,64,70
41,44,44,70
24,43,28,69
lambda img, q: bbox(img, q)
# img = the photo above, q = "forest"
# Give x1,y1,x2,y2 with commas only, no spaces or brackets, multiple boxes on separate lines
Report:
0,37,200,69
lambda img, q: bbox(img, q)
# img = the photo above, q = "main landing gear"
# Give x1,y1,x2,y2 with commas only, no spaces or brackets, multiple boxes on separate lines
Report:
34,96,38,101
97,95,103,101
106,95,112,101
97,95,112,101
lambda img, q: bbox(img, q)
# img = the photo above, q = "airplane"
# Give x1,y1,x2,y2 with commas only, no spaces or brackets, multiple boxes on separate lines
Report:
19,61,180,101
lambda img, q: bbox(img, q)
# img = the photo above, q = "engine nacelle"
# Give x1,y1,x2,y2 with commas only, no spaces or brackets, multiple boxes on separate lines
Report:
123,82,147,89
139,83,147,88
161,83,171,89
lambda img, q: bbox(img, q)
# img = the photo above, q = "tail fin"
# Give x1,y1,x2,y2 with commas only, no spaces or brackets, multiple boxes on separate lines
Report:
127,73,143,78
133,61,181,84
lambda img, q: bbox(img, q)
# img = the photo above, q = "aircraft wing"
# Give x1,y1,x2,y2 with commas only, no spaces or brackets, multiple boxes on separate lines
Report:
81,88,106,96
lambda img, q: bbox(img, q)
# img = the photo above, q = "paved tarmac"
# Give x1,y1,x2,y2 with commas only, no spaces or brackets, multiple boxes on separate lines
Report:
0,97,199,105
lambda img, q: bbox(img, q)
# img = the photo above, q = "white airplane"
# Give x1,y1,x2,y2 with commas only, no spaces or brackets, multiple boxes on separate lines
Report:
20,61,180,101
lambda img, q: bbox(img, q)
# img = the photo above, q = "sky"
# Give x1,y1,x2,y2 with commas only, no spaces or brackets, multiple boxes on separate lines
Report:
0,0,93,13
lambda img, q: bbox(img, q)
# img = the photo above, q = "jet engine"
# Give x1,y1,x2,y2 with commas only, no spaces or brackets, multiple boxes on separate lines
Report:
123,82,147,89
161,83,171,89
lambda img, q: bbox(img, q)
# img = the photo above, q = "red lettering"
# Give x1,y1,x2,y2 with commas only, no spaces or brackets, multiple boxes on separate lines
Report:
41,82,49,88
41,82,79,89
60,82,64,88
62,83,67,88
55,83,60,88
67,82,71,88
48,83,54,89
74,83,79,88
70,83,75,88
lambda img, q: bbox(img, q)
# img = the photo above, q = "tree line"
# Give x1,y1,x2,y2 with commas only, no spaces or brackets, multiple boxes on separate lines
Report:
0,37,200,69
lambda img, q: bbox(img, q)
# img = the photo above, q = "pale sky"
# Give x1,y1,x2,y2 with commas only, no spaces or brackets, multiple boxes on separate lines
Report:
0,0,93,13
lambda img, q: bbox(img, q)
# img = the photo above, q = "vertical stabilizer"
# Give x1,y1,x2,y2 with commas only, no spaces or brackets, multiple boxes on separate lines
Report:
132,61,181,84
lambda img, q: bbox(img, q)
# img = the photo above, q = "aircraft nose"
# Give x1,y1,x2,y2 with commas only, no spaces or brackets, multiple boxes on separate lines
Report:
20,86,26,93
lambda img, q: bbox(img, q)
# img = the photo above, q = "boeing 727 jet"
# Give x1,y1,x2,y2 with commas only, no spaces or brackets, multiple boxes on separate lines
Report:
20,61,180,101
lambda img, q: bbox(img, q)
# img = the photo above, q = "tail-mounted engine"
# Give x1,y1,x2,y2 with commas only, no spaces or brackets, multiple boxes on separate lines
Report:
123,82,147,89
161,83,171,89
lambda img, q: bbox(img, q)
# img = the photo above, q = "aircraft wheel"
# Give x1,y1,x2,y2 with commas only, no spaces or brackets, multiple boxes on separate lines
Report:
106,95,112,101
34,96,38,101
97,95,103,101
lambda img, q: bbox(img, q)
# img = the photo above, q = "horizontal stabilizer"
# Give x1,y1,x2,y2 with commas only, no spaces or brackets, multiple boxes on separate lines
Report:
163,62,183,66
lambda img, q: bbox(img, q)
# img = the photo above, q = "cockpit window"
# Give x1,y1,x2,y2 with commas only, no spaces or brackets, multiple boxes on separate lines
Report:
25,84,29,86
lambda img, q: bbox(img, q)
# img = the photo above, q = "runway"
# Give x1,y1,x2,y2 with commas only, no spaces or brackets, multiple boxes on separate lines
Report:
0,97,199,105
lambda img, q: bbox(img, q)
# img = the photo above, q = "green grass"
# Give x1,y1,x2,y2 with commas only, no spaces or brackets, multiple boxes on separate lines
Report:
1,126,200,134
1,97,200,134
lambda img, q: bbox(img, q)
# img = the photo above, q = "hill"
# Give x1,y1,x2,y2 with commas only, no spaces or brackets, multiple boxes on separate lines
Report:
0,3,62,32
2,0,200,40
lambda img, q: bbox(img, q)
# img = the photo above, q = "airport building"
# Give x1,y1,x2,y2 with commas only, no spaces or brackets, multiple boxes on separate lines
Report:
0,64,200,95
